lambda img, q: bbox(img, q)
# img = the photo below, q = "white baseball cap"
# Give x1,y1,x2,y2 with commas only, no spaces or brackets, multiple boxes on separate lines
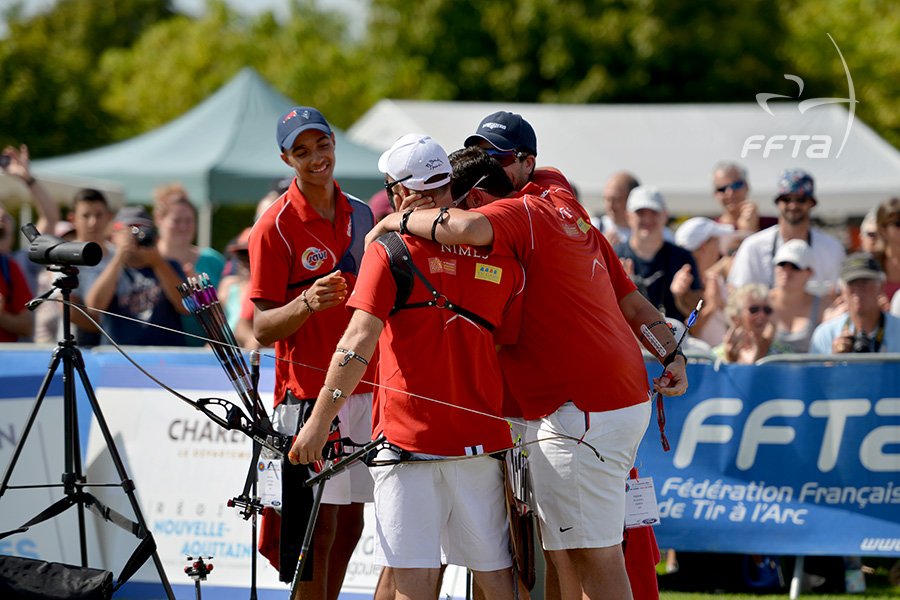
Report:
675,217,734,252
378,134,452,191
773,238,814,270
626,186,667,213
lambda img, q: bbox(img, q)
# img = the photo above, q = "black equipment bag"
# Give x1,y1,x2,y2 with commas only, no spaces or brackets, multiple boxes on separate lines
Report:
0,554,113,600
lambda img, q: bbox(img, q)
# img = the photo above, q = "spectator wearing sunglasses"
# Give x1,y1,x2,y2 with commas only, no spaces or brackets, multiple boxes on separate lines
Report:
728,169,845,298
768,239,826,353
711,162,771,234
715,283,792,363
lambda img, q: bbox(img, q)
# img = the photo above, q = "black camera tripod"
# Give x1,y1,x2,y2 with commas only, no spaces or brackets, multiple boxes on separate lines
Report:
0,265,174,598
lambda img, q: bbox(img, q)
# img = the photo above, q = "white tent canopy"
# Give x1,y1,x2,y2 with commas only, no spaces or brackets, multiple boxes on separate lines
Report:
348,100,900,219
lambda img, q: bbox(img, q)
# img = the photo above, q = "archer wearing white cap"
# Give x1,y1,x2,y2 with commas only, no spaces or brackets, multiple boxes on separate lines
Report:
290,135,522,600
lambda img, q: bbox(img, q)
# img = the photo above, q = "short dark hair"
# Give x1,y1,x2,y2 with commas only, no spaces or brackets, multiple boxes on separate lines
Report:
449,147,514,201
72,188,109,210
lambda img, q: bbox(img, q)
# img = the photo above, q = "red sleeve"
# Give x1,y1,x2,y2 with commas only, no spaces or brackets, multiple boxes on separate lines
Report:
346,242,396,322
6,259,33,313
248,220,291,304
597,232,638,300
474,198,530,260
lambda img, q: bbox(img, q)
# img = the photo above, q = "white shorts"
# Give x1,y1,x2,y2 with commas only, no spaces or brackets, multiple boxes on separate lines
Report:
272,392,374,505
371,455,512,571
526,400,650,551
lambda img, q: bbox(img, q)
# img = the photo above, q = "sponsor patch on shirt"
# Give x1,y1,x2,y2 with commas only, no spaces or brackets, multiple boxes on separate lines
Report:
428,257,457,275
577,217,591,233
562,223,581,237
475,263,502,284
302,247,329,270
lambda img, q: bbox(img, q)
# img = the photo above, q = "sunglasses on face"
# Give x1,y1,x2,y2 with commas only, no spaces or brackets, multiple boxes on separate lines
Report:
776,261,801,270
715,180,746,194
485,148,526,167
383,174,413,210
747,305,773,315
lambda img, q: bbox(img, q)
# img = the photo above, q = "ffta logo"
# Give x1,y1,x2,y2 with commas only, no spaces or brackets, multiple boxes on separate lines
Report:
742,34,857,160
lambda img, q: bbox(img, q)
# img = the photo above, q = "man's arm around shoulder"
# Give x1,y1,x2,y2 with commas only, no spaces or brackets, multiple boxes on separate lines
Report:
365,208,494,248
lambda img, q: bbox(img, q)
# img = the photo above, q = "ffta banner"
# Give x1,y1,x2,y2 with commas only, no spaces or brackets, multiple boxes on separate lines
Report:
639,360,900,557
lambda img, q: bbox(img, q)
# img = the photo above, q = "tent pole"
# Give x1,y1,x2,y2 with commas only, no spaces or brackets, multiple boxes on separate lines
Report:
198,202,212,249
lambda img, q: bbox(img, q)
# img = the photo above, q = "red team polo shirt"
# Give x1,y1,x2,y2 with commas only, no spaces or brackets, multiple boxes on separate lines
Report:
248,180,375,406
348,236,524,456
0,256,32,342
475,174,650,420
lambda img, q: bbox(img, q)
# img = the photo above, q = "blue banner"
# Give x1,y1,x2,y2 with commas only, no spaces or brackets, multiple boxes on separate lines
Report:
640,359,900,557
2,347,898,565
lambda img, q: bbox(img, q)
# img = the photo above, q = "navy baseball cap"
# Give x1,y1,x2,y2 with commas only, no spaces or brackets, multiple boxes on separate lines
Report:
276,106,333,152
464,111,538,156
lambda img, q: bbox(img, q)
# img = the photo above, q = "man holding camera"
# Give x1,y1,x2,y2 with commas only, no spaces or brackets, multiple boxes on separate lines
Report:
810,253,900,354
85,206,187,346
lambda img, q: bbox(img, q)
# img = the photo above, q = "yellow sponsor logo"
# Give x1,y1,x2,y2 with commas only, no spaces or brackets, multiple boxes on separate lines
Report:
577,217,591,233
475,263,502,284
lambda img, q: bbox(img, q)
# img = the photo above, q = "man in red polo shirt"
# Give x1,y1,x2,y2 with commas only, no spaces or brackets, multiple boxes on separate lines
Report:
248,106,376,600
368,143,688,600
289,134,524,600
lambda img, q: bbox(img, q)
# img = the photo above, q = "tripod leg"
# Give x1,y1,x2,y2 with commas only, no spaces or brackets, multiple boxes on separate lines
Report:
71,352,176,600
0,353,62,497
62,348,89,567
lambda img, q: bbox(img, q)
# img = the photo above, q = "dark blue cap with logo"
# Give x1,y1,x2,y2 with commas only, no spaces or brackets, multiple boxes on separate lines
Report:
276,106,332,152
464,111,538,156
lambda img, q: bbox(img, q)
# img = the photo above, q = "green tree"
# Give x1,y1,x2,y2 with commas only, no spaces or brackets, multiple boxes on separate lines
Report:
99,1,255,138
780,0,900,149
99,0,367,134
363,0,792,104
0,0,174,156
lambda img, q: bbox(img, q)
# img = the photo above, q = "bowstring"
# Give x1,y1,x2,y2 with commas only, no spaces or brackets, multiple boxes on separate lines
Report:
44,297,604,460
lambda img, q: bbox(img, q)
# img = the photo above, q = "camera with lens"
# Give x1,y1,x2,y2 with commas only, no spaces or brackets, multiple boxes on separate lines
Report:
851,331,873,353
130,224,158,247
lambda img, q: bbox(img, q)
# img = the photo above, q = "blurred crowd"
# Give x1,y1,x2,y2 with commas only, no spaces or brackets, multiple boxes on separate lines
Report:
1,144,899,360
589,163,900,362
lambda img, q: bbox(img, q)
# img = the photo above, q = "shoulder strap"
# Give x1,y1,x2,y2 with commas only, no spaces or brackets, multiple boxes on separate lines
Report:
375,232,416,312
339,195,374,276
375,232,494,331
287,195,374,290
